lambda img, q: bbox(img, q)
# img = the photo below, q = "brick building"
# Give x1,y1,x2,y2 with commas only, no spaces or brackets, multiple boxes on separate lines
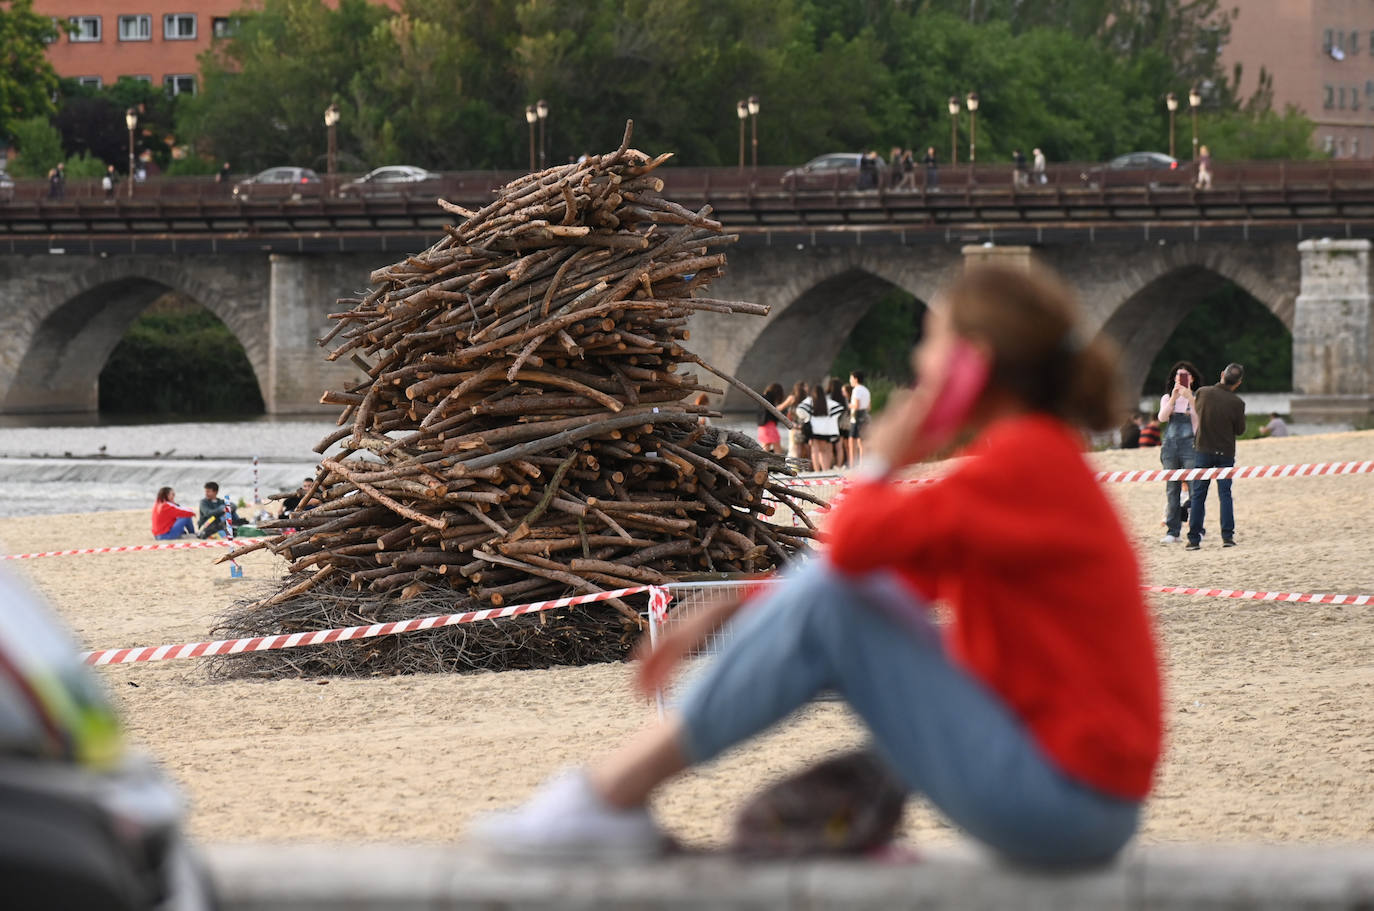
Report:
34,1,398,96
1223,0,1374,158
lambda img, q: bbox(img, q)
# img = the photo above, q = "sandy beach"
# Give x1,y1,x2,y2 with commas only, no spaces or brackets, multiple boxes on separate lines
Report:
1,429,1371,850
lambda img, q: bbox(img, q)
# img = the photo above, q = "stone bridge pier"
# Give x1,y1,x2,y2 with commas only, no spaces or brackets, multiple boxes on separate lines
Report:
0,252,389,416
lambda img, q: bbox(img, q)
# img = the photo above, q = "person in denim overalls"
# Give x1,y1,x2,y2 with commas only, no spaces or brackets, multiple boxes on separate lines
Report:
1158,361,1201,543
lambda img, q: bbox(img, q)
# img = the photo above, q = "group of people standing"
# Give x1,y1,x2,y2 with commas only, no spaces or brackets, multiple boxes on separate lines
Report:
874,146,1047,191
758,372,871,472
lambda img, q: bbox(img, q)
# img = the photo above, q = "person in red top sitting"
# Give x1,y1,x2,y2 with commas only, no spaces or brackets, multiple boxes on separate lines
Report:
151,487,197,540
470,264,1163,866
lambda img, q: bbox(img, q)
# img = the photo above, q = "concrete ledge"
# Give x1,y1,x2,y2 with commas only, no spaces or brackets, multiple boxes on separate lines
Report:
206,842,1374,910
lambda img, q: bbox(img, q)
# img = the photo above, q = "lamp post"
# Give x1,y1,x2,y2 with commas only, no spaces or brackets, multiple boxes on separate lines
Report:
948,96,960,166
747,95,759,170
536,98,549,169
525,105,537,171
1188,85,1201,161
323,103,340,195
1166,92,1178,160
124,108,137,199
965,92,979,165
736,100,748,171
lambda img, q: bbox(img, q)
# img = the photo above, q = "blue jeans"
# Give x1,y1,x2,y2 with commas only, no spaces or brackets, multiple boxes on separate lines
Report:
1159,431,1195,537
676,561,1142,866
1188,451,1235,544
155,516,195,540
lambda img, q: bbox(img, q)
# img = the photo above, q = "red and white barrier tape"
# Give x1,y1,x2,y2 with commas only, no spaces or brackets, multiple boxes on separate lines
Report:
776,460,1374,489
81,585,660,666
1145,585,1373,605
2,539,238,561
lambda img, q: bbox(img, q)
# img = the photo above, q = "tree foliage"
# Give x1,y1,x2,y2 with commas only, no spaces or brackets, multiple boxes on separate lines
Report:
0,0,60,143
54,78,179,174
170,0,1313,172
8,114,62,176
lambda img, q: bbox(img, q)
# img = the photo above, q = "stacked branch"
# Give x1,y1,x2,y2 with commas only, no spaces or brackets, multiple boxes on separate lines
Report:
215,122,815,677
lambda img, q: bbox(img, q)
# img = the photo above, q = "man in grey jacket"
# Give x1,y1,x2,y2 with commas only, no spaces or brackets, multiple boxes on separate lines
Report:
1187,363,1246,550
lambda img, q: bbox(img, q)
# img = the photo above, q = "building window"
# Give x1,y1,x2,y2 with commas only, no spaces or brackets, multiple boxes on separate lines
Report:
76,76,102,89
211,17,235,38
1340,86,1347,109
163,13,196,40
163,74,196,96
1354,84,1362,111
1324,28,1334,51
118,14,151,41
43,16,58,43
124,74,153,84
1351,30,1361,55
1353,137,1360,157
1325,84,1335,109
1323,135,1335,154
69,16,101,41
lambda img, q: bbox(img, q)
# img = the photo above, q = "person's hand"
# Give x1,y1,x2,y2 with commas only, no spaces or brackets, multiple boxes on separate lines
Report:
632,591,746,699
864,384,936,471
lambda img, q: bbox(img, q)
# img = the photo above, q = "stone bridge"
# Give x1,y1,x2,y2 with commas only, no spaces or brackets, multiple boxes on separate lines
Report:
0,236,1369,422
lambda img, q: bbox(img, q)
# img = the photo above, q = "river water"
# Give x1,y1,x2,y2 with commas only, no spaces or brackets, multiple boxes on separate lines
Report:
0,393,1302,519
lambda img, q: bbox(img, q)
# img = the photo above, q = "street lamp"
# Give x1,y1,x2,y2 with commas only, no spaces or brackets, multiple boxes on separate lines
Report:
525,105,537,171
323,103,340,194
948,96,960,166
536,98,549,169
1188,84,1202,161
1166,92,1178,160
736,100,748,171
124,108,137,199
747,95,760,170
965,92,979,166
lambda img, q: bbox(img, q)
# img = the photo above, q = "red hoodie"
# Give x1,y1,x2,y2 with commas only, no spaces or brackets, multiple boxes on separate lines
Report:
151,500,195,537
824,414,1163,800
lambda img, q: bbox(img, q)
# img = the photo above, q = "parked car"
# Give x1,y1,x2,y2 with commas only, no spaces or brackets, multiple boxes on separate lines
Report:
338,165,440,198
232,166,322,200
1081,152,1183,188
780,153,887,190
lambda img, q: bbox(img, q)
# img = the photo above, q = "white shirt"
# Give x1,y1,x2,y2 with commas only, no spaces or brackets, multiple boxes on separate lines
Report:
850,383,871,412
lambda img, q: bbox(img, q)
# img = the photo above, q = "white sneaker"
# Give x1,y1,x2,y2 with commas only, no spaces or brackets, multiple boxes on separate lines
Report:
466,768,668,861
1160,534,1180,543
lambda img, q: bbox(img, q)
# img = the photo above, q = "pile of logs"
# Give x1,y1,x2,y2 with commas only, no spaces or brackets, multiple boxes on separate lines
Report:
215,123,820,675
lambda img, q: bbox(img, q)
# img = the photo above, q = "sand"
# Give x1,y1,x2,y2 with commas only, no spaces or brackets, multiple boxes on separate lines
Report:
1,429,1371,849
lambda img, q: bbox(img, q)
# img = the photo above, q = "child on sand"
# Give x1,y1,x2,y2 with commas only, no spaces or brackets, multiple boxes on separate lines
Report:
471,264,1162,866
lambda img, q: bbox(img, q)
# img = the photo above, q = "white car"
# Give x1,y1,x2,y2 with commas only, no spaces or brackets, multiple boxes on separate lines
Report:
340,165,440,197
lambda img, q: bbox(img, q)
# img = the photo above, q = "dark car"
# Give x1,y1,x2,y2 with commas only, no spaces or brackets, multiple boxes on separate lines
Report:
338,165,440,198
1081,152,1184,188
232,166,322,201
780,153,887,190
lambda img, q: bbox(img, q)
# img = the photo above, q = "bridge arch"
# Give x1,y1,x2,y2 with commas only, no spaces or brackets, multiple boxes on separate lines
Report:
700,246,961,407
2,257,270,414
1046,242,1299,401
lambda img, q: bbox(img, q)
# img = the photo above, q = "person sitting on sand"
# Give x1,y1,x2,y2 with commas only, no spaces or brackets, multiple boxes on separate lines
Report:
1260,412,1290,438
196,481,236,539
151,487,196,540
470,263,1163,867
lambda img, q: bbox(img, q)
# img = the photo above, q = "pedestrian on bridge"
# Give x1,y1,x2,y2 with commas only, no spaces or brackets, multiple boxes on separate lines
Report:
924,147,939,190
1195,146,1213,190
102,165,117,200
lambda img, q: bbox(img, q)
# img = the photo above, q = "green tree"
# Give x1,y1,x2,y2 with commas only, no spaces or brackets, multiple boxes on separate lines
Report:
8,114,62,177
0,0,60,143
178,0,392,173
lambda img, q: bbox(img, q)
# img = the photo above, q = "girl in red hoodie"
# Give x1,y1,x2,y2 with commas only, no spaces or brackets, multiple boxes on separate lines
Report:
472,264,1163,866
151,487,196,540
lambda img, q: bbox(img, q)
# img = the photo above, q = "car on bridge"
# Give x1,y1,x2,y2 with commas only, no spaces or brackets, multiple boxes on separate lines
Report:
780,153,887,191
338,165,440,198
232,166,323,201
1081,152,1185,189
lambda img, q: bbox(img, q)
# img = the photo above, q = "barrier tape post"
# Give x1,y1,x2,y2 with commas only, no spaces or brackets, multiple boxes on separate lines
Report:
253,455,260,507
